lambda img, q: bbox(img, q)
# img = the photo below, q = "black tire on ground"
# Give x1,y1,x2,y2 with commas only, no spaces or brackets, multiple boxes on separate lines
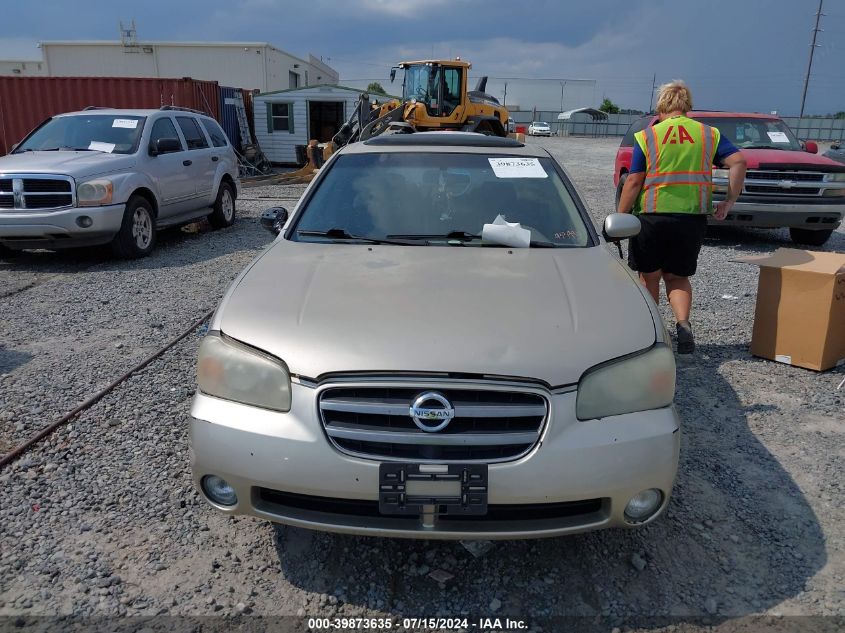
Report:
111,195,157,259
0,243,21,260
208,181,236,230
789,227,833,247
615,173,628,209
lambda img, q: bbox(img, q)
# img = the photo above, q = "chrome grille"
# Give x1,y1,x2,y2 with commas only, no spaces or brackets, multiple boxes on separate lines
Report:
741,170,827,197
318,384,548,463
0,175,75,210
745,170,824,182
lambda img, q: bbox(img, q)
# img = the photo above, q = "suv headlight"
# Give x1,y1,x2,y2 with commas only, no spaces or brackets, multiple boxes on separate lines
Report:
576,344,675,420
77,179,114,206
823,173,845,182
197,333,291,412
711,168,729,179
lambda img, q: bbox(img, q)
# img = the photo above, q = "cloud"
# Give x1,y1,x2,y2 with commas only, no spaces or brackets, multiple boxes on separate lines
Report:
357,0,455,17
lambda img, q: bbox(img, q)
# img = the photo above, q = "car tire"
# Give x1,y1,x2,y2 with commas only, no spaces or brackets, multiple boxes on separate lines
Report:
615,173,628,209
111,195,156,259
0,243,20,260
208,181,236,229
789,227,833,247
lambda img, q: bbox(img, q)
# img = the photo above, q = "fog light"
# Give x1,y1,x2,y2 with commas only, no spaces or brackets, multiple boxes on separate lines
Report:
624,489,663,523
201,475,237,506
75,216,93,228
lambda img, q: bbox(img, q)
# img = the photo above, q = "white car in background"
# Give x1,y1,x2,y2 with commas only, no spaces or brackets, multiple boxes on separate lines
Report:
528,121,552,137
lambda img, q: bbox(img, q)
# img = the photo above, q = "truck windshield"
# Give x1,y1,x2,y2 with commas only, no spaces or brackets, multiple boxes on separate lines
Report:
15,115,146,155
292,152,592,247
696,117,803,151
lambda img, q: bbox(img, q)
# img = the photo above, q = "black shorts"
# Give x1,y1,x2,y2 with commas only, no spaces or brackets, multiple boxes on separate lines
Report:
627,214,708,277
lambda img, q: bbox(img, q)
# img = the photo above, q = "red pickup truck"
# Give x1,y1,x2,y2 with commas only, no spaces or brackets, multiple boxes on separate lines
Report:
614,111,845,246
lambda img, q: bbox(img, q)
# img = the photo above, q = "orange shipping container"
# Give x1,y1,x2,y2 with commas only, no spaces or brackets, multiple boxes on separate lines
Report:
0,76,221,154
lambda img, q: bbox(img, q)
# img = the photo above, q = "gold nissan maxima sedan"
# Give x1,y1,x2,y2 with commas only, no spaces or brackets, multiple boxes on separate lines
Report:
190,132,680,539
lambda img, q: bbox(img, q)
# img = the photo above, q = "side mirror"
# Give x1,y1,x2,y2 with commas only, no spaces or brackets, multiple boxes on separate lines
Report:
603,213,641,241
804,140,818,154
390,68,396,83
260,207,288,236
151,137,181,156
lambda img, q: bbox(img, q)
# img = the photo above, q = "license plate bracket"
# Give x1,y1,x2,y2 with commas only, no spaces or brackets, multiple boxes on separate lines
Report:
379,463,488,515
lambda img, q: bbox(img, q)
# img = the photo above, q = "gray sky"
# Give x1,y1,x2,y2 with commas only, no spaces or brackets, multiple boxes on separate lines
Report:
1,0,842,115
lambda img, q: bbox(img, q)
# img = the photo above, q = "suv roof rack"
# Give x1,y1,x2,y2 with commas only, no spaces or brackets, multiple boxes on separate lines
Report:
160,105,206,115
364,132,524,148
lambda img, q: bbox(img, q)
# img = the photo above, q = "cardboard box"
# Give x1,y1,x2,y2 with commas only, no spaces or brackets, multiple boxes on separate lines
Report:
735,248,845,371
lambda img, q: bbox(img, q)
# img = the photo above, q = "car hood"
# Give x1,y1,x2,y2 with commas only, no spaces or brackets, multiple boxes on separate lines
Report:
0,151,136,179
739,148,844,170
217,242,657,386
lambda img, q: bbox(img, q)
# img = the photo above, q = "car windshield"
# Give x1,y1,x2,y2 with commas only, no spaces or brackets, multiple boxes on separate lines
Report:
15,114,146,154
292,152,591,247
696,117,802,151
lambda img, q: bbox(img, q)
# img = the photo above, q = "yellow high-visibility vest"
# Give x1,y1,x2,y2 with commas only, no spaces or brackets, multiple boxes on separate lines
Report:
633,115,720,215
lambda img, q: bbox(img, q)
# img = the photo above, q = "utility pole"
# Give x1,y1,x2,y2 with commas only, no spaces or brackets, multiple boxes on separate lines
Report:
503,82,508,107
800,0,824,118
559,81,567,113
649,73,656,113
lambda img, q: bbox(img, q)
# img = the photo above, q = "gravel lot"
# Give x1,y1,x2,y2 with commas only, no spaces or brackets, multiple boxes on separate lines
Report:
0,137,842,629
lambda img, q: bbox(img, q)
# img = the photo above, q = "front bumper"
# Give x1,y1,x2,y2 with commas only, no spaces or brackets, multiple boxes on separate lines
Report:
0,202,125,249
710,196,844,230
190,384,681,539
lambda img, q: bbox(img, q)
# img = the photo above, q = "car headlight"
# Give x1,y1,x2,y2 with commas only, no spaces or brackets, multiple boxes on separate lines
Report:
197,333,291,412
77,179,114,206
576,344,675,420
823,172,845,182
711,168,729,179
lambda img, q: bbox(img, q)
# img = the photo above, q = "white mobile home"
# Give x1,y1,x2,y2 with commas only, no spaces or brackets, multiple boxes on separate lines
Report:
255,85,376,164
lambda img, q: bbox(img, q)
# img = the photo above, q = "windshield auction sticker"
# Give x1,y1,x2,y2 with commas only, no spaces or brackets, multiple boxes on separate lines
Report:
766,131,790,143
488,157,548,178
112,119,139,129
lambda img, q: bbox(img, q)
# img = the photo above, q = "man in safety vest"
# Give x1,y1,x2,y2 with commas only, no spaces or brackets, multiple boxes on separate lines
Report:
617,81,746,353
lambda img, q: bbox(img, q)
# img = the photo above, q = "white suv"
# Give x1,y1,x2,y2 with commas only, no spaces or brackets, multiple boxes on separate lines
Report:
0,107,239,258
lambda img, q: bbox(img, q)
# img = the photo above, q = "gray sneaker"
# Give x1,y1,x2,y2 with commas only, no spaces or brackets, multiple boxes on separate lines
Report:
676,321,695,354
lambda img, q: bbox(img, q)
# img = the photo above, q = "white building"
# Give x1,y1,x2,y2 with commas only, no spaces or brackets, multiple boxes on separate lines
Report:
256,85,383,164
0,41,338,92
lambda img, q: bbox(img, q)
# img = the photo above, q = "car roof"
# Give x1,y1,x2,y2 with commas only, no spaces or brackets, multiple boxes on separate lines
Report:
349,132,547,156
56,108,212,118
690,111,780,120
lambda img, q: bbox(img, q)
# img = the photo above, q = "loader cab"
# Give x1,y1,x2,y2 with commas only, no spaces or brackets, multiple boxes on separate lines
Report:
397,60,468,119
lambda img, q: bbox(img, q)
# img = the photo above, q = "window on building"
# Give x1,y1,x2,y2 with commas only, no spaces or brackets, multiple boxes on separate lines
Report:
269,103,294,133
176,117,209,150
200,119,229,147
149,117,183,153
289,71,300,89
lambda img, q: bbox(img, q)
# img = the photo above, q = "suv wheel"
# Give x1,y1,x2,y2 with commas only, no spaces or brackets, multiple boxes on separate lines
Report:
789,227,833,247
208,182,236,229
112,196,156,258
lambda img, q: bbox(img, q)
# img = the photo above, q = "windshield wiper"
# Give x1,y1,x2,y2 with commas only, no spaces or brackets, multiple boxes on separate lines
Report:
742,144,788,150
388,231,559,248
388,230,480,242
297,228,418,245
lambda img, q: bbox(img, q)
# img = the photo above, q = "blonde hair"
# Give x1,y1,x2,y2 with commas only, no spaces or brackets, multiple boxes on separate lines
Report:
655,80,693,114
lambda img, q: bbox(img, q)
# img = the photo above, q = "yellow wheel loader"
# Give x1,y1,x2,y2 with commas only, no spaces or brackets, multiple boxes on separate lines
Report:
246,59,511,186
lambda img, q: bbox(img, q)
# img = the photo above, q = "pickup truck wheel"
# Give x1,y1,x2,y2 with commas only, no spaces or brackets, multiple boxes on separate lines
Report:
208,182,236,229
615,173,628,209
789,227,833,246
111,196,156,259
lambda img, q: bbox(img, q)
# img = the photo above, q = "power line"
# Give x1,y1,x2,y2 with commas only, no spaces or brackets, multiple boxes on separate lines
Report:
800,0,825,118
